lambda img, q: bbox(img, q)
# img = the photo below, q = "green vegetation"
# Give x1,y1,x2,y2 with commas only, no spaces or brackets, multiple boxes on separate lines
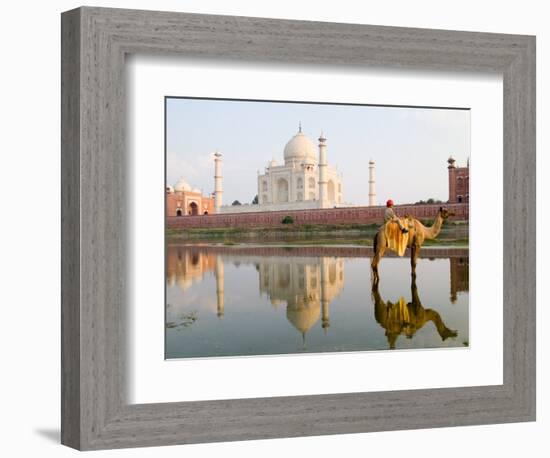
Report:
166,221,469,248
281,215,294,224
166,311,198,331
414,198,444,205
422,238,469,247
165,223,381,241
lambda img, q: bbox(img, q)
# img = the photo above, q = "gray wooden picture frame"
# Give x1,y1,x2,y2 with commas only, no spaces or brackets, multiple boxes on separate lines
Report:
61,6,536,451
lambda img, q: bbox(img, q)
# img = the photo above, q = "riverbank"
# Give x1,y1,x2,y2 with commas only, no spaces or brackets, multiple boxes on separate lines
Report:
166,221,469,247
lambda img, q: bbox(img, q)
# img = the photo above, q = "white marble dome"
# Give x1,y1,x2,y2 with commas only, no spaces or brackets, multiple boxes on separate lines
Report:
174,177,192,192
286,301,321,335
283,128,317,164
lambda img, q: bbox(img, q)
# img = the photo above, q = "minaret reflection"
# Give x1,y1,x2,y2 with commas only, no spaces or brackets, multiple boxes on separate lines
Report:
449,257,469,303
258,256,344,343
320,260,330,333
371,278,457,350
215,255,225,318
166,246,227,319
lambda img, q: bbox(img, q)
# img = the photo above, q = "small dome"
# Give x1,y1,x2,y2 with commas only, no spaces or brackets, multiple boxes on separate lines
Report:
283,127,317,164
177,276,194,291
192,188,201,194
174,177,192,192
166,185,174,193
269,158,278,168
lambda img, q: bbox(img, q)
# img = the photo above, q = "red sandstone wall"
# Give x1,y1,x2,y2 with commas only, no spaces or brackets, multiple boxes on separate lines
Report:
449,166,469,204
166,203,469,229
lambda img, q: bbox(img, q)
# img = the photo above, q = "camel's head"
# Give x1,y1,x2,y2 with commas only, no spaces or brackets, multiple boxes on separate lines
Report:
439,207,455,220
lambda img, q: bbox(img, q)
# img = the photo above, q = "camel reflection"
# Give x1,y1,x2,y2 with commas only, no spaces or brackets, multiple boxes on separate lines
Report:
371,278,457,349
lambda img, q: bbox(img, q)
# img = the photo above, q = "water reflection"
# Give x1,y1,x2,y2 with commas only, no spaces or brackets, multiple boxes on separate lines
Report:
450,257,469,303
258,257,344,341
166,246,216,290
372,279,457,350
166,245,469,358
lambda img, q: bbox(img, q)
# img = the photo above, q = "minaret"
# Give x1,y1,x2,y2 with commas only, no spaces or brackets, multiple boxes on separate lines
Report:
318,132,328,208
447,156,456,203
214,152,223,211
215,256,225,318
368,159,376,206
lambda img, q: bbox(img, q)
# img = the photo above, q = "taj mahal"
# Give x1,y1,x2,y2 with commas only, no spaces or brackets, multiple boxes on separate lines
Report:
254,124,344,211
166,124,378,216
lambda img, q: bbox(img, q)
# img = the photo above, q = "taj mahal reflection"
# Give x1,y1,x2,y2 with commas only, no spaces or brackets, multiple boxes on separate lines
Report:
257,256,344,341
165,245,469,357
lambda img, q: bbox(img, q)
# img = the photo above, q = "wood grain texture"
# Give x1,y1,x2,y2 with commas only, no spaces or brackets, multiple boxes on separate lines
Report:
61,6,536,450
60,7,81,450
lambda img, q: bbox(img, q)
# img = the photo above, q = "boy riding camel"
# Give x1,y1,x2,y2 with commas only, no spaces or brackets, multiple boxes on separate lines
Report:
384,199,408,233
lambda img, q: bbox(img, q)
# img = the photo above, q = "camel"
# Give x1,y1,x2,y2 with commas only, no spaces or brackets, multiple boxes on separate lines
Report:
371,276,457,349
371,207,454,283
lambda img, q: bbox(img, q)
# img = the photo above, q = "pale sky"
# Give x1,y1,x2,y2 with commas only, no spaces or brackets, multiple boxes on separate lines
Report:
166,97,470,205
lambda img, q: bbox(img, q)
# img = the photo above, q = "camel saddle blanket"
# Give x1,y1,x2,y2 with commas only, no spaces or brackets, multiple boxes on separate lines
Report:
384,219,410,256
387,297,411,327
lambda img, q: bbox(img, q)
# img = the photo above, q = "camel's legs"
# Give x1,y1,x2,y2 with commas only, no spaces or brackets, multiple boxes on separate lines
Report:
410,244,420,278
424,309,457,341
371,233,386,284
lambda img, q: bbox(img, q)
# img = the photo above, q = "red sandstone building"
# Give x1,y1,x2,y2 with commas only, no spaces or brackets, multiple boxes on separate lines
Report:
166,177,215,216
167,157,469,220
447,156,469,204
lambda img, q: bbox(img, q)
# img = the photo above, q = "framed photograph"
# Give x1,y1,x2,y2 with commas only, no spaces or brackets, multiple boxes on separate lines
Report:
164,97,470,359
61,6,535,450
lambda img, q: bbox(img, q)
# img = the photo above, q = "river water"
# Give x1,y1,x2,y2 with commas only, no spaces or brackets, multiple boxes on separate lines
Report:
166,244,469,359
